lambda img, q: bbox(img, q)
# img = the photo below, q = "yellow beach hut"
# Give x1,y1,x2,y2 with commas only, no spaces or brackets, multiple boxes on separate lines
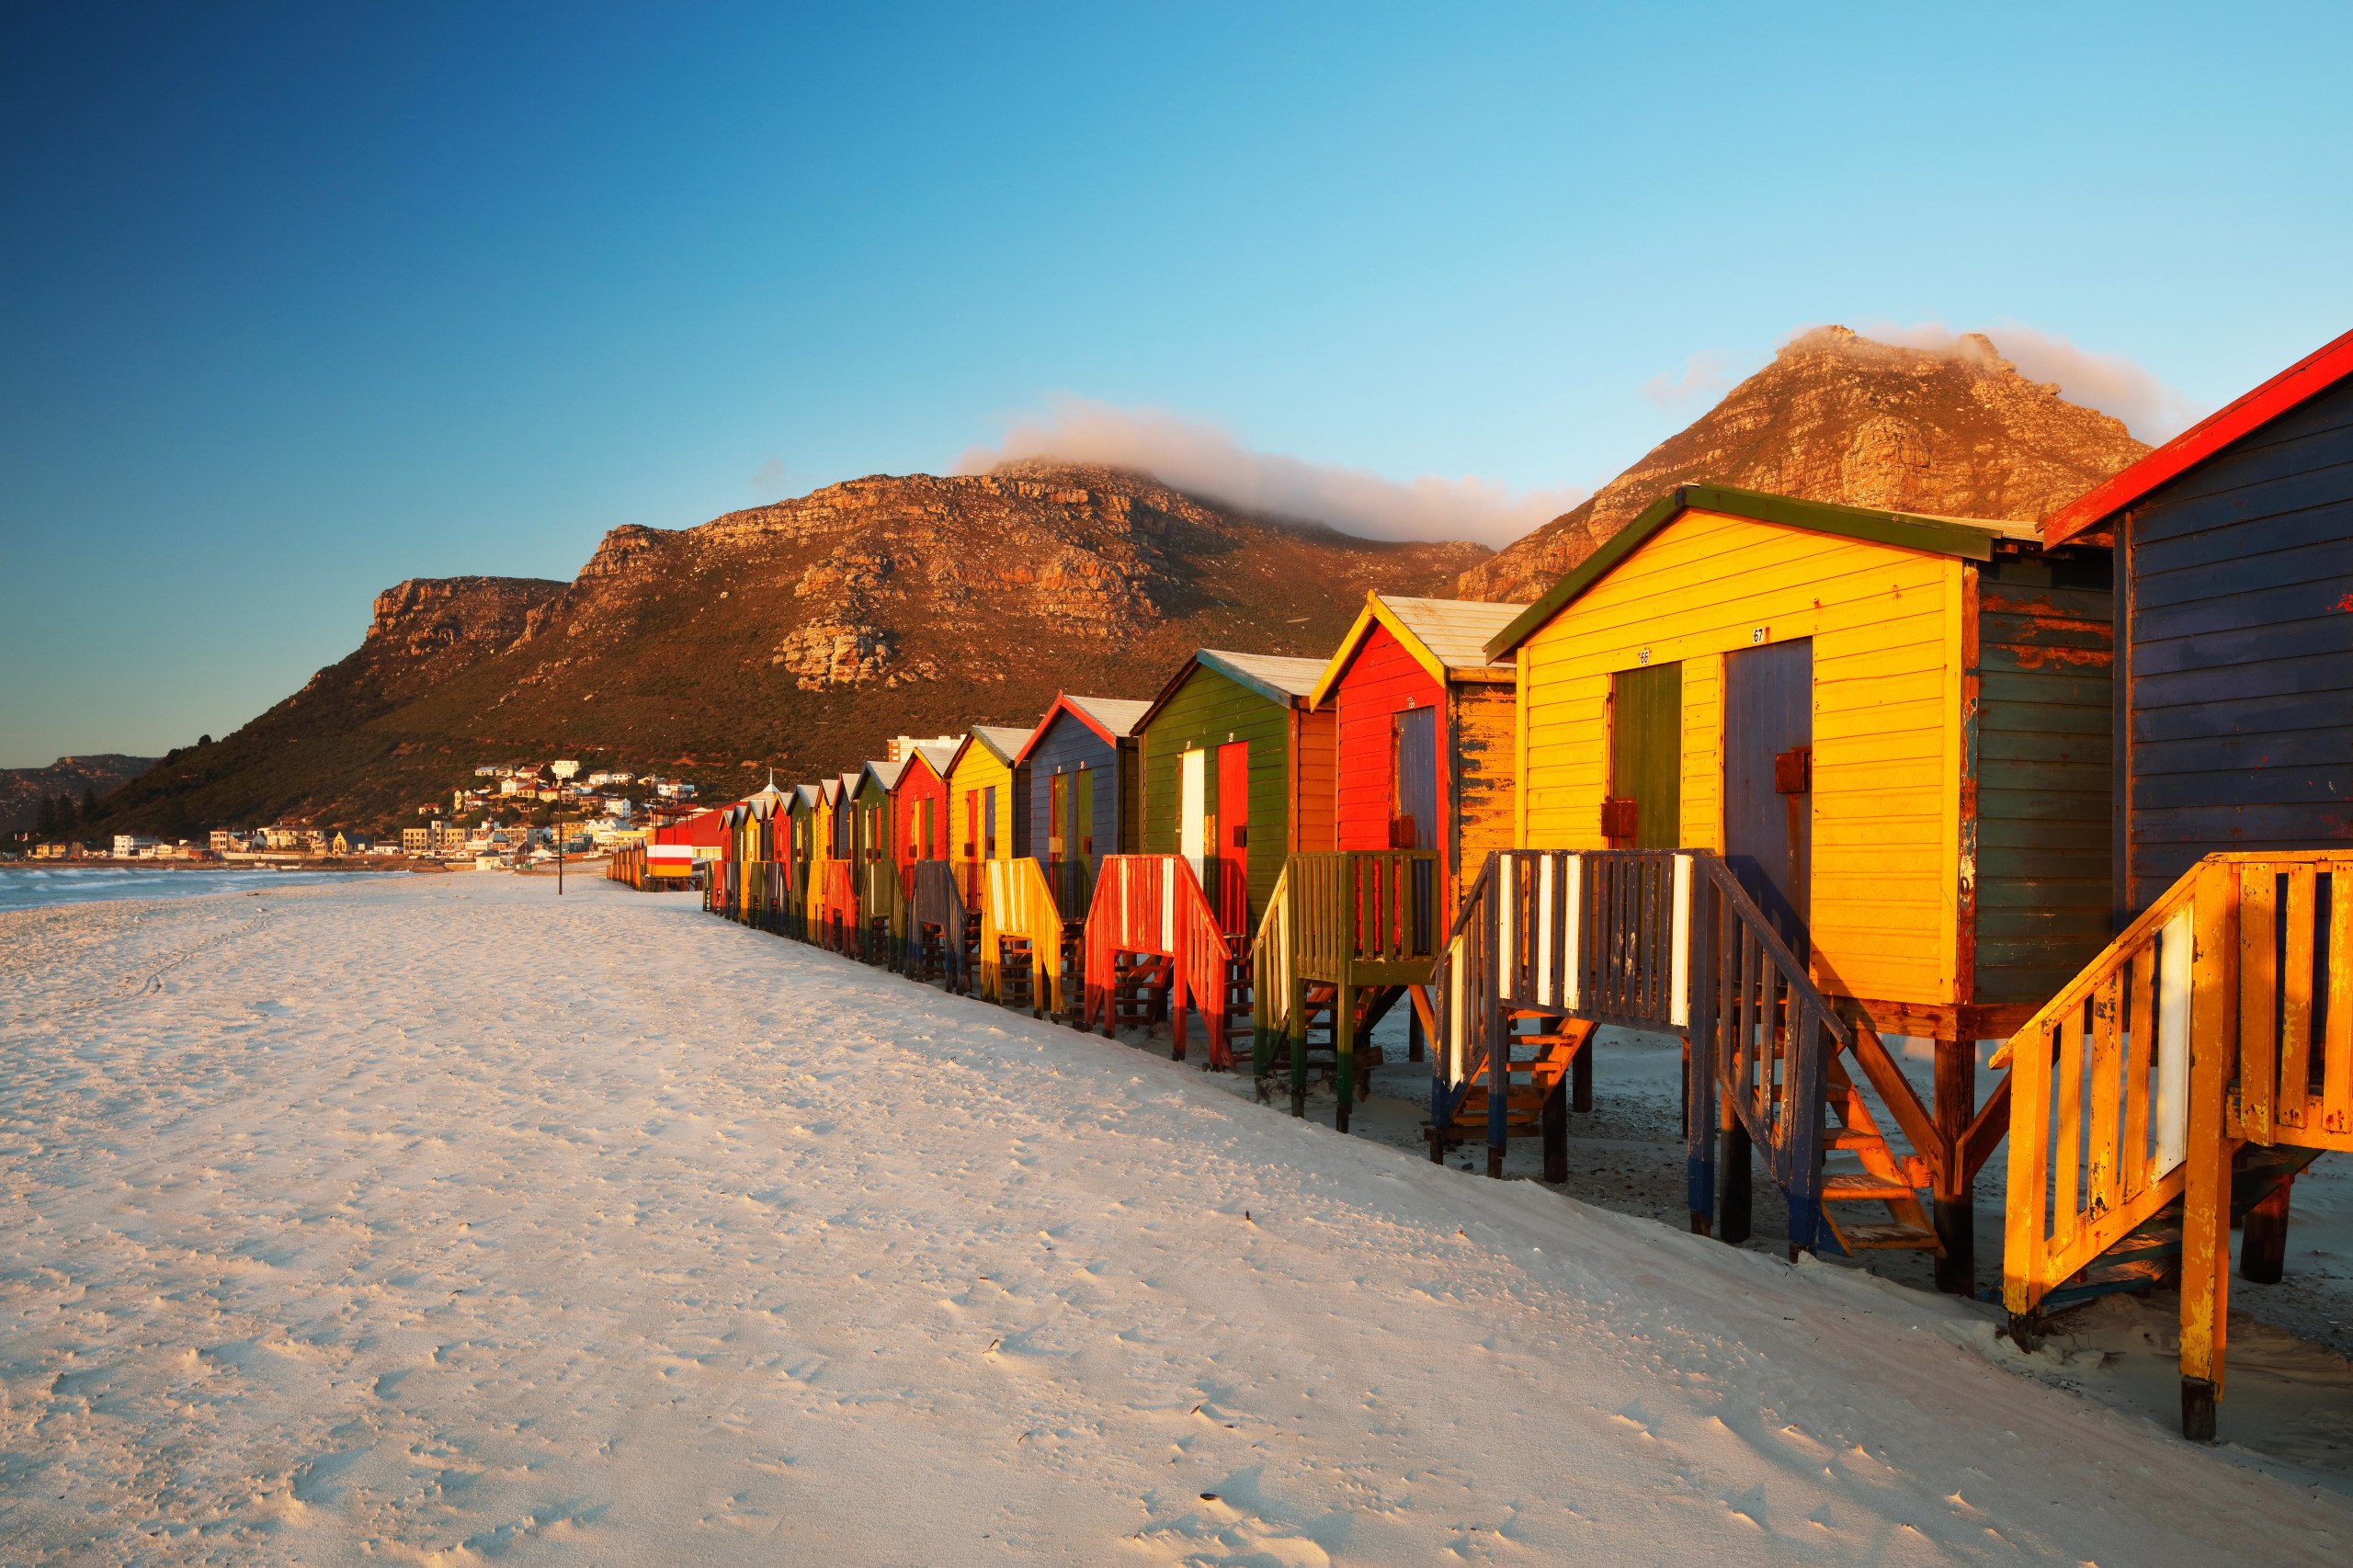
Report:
1472,483,2115,1291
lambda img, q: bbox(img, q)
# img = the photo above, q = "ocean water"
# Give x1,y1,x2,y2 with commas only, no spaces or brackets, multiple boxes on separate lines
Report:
0,865,382,913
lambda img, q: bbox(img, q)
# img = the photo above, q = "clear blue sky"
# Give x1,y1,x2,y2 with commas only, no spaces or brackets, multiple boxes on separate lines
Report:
4,2,2347,763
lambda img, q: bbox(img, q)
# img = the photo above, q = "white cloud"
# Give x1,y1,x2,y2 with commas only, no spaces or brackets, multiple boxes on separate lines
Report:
1842,319,2203,442
955,396,1584,549
1643,350,1732,409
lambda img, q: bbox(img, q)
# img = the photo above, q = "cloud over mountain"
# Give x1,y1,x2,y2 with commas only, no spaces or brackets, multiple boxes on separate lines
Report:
957,397,1584,548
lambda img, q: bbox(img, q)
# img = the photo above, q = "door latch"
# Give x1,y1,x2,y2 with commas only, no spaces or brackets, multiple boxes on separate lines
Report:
1774,745,1812,795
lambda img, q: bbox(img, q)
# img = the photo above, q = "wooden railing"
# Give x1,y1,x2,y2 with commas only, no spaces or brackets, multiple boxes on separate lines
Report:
819,859,859,956
1083,855,1235,1066
1043,858,1096,922
1251,850,1439,1054
979,857,1070,1016
1688,858,1850,1253
1997,850,2352,1434
1434,849,1847,1250
909,859,969,991
859,856,904,965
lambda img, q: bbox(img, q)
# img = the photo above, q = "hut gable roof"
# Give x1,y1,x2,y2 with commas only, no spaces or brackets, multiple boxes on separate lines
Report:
908,741,960,778
1014,693,1152,763
1135,648,1328,734
1310,592,1525,707
948,723,1034,777
1486,483,2034,659
790,785,822,810
858,757,910,796
2042,325,2353,547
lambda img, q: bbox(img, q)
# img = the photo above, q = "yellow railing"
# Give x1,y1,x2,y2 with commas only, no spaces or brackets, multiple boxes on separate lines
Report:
977,857,1068,1015
1997,850,2352,1433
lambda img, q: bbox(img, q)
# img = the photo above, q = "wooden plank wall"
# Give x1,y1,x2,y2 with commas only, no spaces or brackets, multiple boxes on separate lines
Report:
1973,551,2115,1003
1292,708,1338,857
1141,665,1294,927
1332,623,1446,852
1516,506,1962,1008
2124,376,2353,909
1450,680,1517,907
1025,712,1120,874
949,750,1017,863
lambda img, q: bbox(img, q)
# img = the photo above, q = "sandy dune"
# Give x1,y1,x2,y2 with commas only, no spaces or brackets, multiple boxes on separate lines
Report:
0,876,2343,1564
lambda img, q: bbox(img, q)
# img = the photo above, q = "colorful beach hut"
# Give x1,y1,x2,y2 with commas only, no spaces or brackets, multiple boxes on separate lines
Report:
1016,694,1150,920
1995,327,2353,1437
1457,483,2115,1290
853,758,909,962
1248,596,1526,1127
892,741,961,979
1135,650,1336,937
946,726,1035,904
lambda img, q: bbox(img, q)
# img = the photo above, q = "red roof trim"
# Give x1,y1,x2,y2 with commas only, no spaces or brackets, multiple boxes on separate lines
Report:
2044,326,2353,546
1012,692,1112,764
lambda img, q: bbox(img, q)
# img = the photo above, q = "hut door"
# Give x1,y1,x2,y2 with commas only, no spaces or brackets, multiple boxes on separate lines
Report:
983,786,999,858
1074,768,1095,859
1180,749,1207,883
1608,663,1682,848
1724,638,1813,951
1392,705,1438,849
1049,772,1069,861
1218,741,1250,934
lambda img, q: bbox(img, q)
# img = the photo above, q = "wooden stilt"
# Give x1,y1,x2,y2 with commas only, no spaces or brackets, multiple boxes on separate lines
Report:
1720,1111,1753,1245
1572,1035,1594,1113
1407,1006,1425,1064
1335,977,1357,1134
2182,1377,2217,1442
2241,1175,2293,1284
1287,972,1309,1119
1933,1034,1977,1297
1540,1079,1568,1183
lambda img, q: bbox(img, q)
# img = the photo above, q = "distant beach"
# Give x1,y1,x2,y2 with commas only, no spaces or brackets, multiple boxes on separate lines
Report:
0,864,387,913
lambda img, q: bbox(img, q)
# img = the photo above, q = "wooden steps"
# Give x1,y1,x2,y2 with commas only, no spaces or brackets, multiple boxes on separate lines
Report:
1816,1055,1941,1256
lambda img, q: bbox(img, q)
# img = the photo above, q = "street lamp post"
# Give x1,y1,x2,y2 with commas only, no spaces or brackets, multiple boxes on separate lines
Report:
551,759,578,894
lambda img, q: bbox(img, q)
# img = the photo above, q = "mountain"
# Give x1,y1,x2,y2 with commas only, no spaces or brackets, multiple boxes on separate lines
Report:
0,755,156,835
87,463,1489,835
1457,326,2153,602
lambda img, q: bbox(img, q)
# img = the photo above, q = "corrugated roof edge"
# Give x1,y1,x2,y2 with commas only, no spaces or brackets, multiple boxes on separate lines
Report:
2042,325,2353,548
1483,483,2021,660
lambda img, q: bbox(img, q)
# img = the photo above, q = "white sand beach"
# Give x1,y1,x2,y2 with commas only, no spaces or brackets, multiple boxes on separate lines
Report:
2,874,2347,1564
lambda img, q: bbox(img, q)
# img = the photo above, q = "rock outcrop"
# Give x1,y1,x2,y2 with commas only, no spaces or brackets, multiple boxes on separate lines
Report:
1457,326,2150,603
88,463,1487,832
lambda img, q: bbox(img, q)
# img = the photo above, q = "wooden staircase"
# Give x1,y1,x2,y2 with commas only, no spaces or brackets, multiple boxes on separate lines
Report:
1818,1055,1941,1254
1429,1011,1593,1179
996,936,1040,1016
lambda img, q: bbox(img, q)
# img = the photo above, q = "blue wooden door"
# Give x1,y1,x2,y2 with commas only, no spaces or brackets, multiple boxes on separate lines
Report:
1392,705,1438,849
1723,638,1813,951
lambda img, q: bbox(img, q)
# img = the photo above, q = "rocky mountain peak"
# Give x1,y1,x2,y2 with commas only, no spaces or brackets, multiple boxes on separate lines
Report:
1455,326,2149,603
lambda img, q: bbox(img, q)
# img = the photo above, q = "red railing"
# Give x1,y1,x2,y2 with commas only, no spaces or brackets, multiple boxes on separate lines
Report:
1083,855,1235,1067
821,859,860,957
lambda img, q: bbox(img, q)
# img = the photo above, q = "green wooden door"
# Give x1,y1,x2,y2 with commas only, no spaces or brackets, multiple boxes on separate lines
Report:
1074,768,1095,860
1609,662,1682,849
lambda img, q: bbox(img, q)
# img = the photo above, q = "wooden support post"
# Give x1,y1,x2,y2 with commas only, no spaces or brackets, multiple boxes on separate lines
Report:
1720,1105,1753,1246
1171,955,1188,1064
1486,1013,1509,1179
1335,980,1357,1135
2179,860,2237,1437
2241,1175,2293,1285
1541,1079,1568,1184
1288,972,1310,1119
1407,1006,1425,1064
1573,1034,1594,1113
1933,1033,1977,1297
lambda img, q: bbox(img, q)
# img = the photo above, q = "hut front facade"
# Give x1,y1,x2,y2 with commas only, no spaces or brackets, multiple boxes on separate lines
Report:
892,741,958,888
1137,650,1335,937
1016,694,1150,916
947,725,1035,901
1309,592,1524,915
2041,325,2353,915
1492,483,2116,1028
